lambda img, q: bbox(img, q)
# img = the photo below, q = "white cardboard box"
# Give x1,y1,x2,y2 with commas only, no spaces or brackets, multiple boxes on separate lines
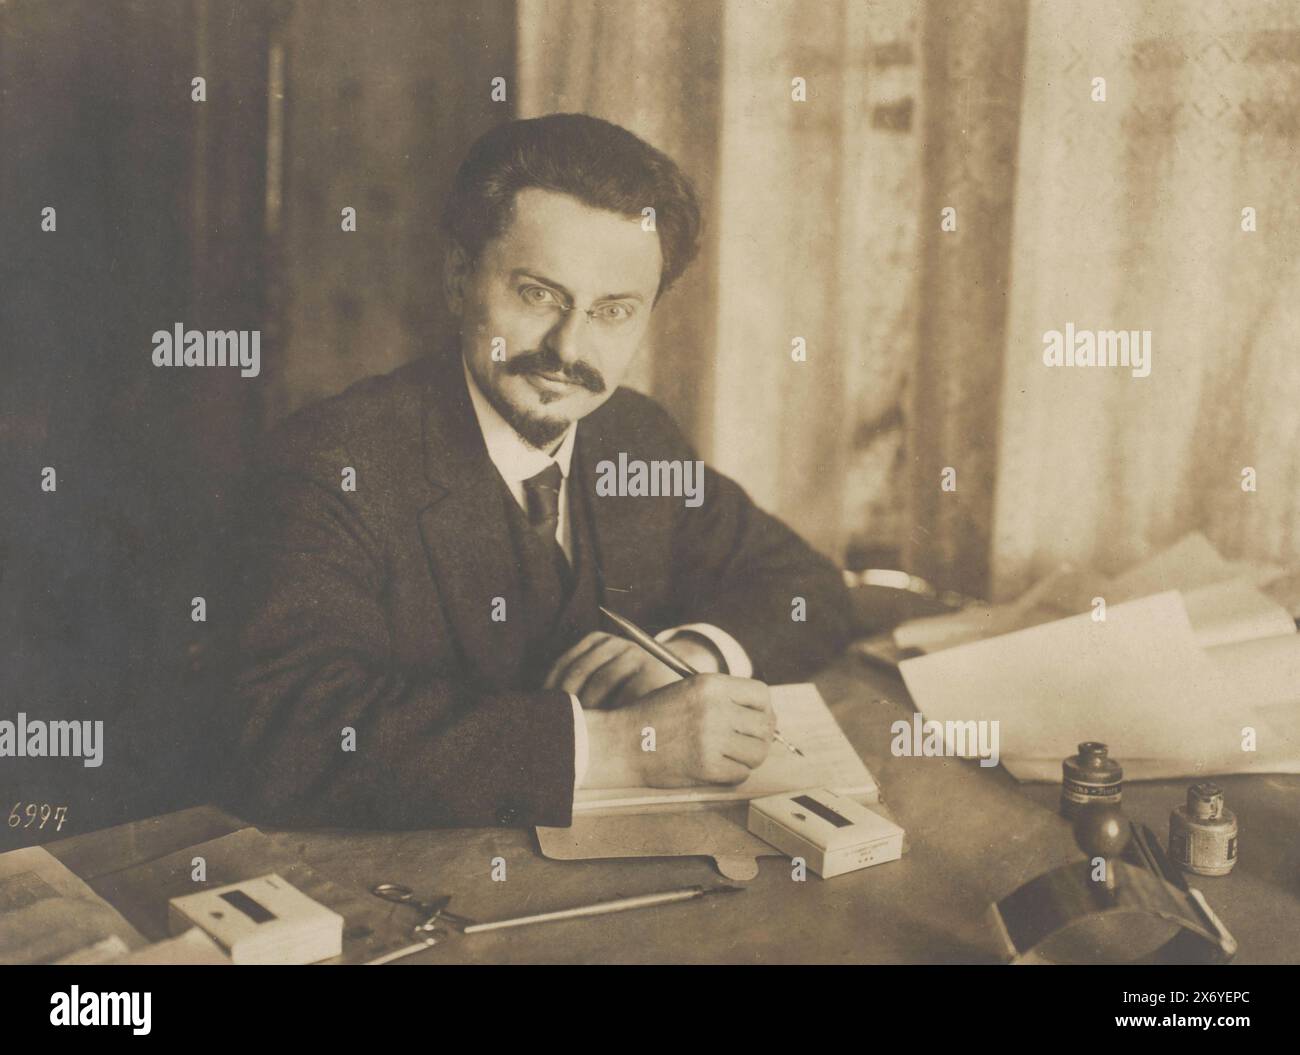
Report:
168,873,343,965
748,788,904,878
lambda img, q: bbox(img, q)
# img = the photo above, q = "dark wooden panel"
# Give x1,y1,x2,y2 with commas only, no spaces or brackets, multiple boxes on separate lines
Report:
0,1,268,839
265,0,516,421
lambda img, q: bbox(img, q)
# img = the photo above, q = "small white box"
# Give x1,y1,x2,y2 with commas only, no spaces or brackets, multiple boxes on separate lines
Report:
748,788,904,879
168,873,343,965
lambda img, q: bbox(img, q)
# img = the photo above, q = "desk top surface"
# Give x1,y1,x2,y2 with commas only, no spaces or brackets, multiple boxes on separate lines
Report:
46,656,1300,964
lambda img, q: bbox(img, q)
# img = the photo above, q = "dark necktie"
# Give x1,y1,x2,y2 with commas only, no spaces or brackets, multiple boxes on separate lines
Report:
522,463,564,547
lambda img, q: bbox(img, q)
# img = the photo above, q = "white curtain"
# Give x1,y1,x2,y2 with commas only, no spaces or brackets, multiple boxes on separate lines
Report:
519,0,1300,597
991,0,1300,597
518,0,921,564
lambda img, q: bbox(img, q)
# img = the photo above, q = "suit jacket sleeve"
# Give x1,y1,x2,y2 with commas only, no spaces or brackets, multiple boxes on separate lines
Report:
227,453,576,830
655,412,858,684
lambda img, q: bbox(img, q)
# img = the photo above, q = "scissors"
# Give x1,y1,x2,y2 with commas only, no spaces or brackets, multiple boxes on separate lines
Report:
371,883,476,933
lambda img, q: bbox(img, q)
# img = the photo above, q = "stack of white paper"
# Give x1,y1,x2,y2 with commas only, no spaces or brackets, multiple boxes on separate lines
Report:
895,535,1300,781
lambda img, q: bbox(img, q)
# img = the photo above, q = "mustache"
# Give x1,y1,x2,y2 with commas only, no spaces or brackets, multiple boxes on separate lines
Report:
503,349,606,393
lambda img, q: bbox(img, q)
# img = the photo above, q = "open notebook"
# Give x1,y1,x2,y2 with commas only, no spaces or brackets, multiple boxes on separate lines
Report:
574,684,878,812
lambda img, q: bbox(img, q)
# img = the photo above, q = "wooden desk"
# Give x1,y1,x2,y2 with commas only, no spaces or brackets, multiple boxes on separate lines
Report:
45,654,1300,963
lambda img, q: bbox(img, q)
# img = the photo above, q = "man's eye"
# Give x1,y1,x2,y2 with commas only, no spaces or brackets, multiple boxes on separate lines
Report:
595,303,633,322
520,285,560,307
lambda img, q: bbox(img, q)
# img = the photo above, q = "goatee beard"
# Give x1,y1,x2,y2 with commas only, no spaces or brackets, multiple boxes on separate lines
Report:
479,375,571,451
505,408,570,451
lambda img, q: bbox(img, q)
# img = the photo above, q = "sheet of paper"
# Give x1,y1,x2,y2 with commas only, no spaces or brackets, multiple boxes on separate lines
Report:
900,592,1215,764
901,591,1300,781
892,534,1296,656
574,684,877,811
892,603,1023,653
1106,531,1236,601
0,846,146,964
1181,579,1297,649
891,564,1096,653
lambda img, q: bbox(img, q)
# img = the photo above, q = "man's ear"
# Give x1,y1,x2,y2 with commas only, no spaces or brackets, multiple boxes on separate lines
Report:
443,242,470,317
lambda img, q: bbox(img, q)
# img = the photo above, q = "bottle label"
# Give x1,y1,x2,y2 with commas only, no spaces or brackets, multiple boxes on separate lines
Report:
1062,778,1122,806
1171,821,1237,875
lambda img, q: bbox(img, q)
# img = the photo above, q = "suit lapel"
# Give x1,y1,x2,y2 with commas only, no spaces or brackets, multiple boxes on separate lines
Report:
574,421,651,625
416,357,529,687
417,356,661,679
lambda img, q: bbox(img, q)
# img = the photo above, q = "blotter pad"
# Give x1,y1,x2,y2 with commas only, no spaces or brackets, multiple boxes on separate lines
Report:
537,804,781,881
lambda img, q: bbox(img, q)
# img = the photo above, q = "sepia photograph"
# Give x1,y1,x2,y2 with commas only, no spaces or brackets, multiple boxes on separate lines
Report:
2,0,1297,1023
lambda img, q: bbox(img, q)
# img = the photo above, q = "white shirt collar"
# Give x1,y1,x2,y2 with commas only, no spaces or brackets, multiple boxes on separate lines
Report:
462,357,576,486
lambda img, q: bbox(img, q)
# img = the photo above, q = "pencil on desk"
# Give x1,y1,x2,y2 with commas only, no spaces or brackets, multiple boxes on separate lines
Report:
463,885,741,934
599,605,804,757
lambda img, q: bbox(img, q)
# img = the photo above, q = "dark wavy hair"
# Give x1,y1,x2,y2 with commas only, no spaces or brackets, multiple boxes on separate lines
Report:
440,113,702,298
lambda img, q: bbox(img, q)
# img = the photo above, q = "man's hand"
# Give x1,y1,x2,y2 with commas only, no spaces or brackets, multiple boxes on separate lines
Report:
545,630,722,710
581,674,775,788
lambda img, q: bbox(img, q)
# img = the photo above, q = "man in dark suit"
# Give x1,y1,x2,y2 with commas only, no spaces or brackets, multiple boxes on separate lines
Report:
230,114,856,829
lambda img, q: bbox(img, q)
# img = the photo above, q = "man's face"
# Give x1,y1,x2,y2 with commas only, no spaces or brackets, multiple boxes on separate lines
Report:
450,187,663,449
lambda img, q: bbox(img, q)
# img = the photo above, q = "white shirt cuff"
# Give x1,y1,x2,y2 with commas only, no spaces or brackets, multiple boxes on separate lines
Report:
657,623,753,678
569,693,589,789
